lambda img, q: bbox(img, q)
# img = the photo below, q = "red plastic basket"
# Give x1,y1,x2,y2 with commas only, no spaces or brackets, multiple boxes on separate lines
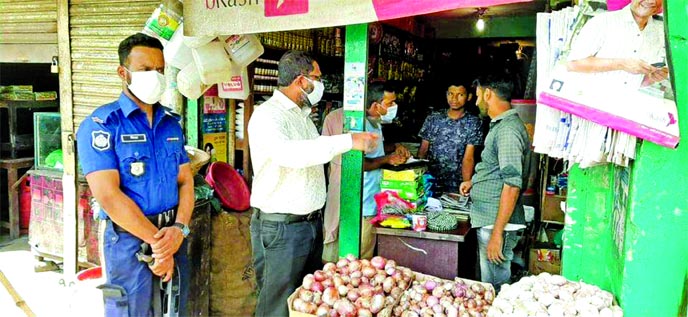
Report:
205,162,251,211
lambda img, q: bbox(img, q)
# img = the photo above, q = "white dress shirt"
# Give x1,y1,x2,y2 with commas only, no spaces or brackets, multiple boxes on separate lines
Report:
248,90,353,215
567,5,665,90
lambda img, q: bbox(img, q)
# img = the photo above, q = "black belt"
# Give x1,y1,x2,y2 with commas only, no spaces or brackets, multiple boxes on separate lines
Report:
255,208,321,224
111,207,177,233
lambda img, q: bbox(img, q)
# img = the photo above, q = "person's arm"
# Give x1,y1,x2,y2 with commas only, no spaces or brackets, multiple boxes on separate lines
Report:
363,153,404,171
151,163,194,262
487,184,521,264
417,140,430,159
461,144,476,183
249,111,377,169
567,57,655,74
86,171,159,244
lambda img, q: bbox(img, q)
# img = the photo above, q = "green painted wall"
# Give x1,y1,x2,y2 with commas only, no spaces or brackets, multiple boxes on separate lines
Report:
433,16,536,39
339,24,368,258
564,1,688,315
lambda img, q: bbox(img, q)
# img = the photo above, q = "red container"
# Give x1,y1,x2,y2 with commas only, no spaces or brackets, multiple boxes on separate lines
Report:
205,162,250,211
19,177,31,230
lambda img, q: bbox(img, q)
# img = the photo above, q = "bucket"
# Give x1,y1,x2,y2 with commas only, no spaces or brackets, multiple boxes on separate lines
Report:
192,41,233,85
221,34,265,68
164,23,193,69
177,61,211,100
19,177,31,231
218,66,250,100
70,266,106,316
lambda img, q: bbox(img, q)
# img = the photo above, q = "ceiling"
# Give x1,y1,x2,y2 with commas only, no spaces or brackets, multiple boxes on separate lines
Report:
421,0,548,20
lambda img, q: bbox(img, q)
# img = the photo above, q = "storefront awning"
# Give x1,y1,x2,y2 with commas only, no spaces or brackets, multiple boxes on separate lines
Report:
185,0,531,36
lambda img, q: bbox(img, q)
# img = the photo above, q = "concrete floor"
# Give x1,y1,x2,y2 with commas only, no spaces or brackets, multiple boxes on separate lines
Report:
0,235,72,317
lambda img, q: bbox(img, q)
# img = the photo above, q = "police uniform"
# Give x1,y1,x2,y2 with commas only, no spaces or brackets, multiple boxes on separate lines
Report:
76,93,190,316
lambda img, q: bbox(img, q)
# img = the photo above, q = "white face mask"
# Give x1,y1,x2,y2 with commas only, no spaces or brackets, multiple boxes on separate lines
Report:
380,103,398,124
126,68,165,105
301,76,324,106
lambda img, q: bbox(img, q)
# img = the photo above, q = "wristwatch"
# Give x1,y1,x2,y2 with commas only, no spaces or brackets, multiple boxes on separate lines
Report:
173,222,190,238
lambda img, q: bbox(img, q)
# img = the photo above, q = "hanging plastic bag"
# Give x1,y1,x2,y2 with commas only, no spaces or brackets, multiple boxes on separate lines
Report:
218,66,250,100
177,61,210,100
164,23,193,69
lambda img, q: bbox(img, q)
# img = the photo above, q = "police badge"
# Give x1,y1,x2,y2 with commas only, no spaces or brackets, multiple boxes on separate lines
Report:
91,130,111,151
130,162,145,177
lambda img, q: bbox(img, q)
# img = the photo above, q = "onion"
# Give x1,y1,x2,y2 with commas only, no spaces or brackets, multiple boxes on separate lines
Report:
335,299,356,317
345,254,357,262
383,277,395,293
323,287,340,306
355,296,372,309
390,287,403,299
336,284,348,296
322,278,334,288
360,259,371,267
328,308,339,317
350,270,363,279
386,267,397,276
303,274,315,290
357,308,373,317
370,294,385,313
424,280,437,291
323,262,337,272
465,299,476,310
361,277,370,285
340,266,350,276
348,260,362,272
374,285,384,295
350,277,361,287
445,305,458,317
397,279,408,290
470,283,485,294
304,302,318,314
453,284,467,298
341,275,351,284
337,258,350,268
362,266,376,278
346,289,360,301
316,304,330,317
371,256,387,269
333,276,344,288
315,270,327,282
432,287,444,298
312,282,325,293
314,292,323,305
483,290,494,304
359,284,374,297
384,260,397,270
374,274,386,286
300,289,315,302
432,304,443,314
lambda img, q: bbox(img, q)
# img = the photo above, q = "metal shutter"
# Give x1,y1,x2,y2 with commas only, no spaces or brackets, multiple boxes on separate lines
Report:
0,0,58,63
69,0,158,129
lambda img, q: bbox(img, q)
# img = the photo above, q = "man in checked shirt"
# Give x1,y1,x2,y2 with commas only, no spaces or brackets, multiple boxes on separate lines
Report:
460,75,531,292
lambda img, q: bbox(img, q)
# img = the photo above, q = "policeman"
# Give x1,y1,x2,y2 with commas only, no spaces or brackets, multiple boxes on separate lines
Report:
76,33,194,316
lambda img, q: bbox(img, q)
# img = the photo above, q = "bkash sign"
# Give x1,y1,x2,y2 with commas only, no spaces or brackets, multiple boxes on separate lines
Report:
185,0,530,36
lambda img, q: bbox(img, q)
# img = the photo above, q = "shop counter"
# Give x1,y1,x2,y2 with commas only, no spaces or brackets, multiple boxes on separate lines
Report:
374,221,477,280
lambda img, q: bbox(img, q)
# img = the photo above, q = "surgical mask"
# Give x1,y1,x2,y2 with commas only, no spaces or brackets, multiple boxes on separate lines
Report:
126,68,165,105
301,76,324,106
380,103,398,124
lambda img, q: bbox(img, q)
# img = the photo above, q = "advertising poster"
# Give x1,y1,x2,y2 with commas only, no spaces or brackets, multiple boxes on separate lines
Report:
202,133,227,163
202,96,228,134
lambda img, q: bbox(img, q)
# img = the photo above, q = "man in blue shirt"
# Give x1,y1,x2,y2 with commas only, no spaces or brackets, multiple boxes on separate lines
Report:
76,33,194,316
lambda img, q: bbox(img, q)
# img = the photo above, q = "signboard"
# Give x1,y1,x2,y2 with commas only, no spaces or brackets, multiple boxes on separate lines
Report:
185,0,529,36
203,133,228,163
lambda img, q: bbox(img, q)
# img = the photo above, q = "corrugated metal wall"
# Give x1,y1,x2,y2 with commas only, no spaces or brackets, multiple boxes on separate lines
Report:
0,0,58,44
69,0,159,129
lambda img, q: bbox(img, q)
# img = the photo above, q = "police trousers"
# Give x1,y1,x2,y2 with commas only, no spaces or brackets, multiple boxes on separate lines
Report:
100,220,189,317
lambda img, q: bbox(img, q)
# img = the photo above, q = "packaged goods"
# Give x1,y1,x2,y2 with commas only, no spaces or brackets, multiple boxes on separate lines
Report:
191,41,233,85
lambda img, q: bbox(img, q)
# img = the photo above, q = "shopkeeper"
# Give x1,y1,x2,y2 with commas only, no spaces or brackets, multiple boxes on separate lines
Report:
322,83,410,262
418,83,483,194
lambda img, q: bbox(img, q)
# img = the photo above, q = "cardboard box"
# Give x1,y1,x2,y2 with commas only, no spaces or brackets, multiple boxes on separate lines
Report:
381,179,424,200
542,195,565,223
382,167,425,182
529,248,562,275
35,91,57,101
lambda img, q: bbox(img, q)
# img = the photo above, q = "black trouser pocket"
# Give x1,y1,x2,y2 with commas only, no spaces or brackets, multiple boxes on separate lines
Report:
98,284,130,317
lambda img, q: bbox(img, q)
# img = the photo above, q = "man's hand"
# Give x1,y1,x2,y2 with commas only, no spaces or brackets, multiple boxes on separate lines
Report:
621,59,654,75
388,153,406,166
151,226,184,262
460,181,472,196
150,255,175,282
643,67,669,86
351,132,379,153
394,144,411,161
487,233,506,264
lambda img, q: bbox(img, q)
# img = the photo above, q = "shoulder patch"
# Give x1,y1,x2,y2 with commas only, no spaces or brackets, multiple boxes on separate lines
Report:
91,130,111,151
92,116,104,124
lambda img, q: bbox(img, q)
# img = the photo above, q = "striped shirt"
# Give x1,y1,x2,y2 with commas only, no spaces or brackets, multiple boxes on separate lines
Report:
470,109,530,228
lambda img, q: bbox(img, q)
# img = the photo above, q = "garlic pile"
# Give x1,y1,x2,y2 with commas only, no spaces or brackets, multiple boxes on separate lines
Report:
393,276,495,317
488,273,624,317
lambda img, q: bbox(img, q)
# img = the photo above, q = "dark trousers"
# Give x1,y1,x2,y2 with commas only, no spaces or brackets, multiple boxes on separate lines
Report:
250,210,323,317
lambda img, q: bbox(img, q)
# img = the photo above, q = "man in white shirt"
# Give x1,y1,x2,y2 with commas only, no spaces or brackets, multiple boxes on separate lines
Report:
247,50,378,317
567,0,668,89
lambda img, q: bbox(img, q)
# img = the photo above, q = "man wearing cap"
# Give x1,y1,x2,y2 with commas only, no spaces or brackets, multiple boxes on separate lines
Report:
76,33,194,316
248,50,378,316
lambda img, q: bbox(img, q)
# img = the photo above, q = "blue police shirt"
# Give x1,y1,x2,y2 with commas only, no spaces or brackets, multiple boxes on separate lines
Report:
76,93,189,217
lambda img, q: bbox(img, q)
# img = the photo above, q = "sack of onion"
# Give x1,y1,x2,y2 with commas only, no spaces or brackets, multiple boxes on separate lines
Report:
288,255,414,317
393,273,495,317
487,272,624,317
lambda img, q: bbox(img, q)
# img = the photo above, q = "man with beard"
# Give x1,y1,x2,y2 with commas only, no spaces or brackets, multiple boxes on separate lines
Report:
460,75,530,292
418,84,483,194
